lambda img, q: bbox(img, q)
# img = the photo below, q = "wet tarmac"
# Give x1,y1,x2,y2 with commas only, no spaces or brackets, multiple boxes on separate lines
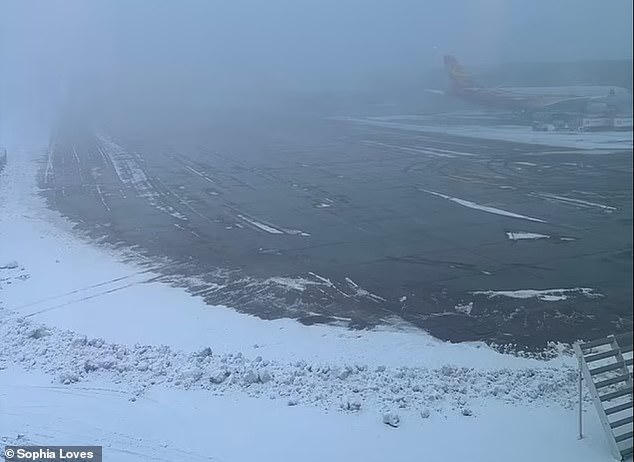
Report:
42,112,633,349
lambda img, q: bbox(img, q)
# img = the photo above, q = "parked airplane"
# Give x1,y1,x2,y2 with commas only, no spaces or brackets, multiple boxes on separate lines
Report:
431,55,632,115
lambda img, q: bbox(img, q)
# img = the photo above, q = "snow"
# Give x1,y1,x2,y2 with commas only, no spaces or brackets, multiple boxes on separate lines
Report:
236,213,286,234
0,367,613,462
345,116,633,150
532,192,616,211
420,188,547,223
362,139,475,158
236,213,310,237
0,313,584,412
454,302,474,315
472,288,602,302
266,276,321,292
507,232,551,240
0,133,621,461
95,133,189,221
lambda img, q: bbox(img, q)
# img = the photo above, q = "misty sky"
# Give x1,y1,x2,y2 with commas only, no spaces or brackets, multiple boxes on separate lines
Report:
1,0,632,120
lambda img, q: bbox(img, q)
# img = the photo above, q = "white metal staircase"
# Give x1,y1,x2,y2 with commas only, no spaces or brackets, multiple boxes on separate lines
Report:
574,332,633,461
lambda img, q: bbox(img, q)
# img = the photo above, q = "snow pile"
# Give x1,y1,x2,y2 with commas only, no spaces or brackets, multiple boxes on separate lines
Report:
0,312,580,415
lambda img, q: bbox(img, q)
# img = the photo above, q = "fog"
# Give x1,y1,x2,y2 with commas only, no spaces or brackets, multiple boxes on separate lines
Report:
1,0,632,130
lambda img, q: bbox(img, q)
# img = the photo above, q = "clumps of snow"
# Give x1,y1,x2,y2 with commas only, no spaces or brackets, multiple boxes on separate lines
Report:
340,399,362,412
209,370,229,384
472,287,602,302
420,408,431,419
490,341,574,360
27,326,49,339
259,369,272,383
243,370,260,385
454,302,473,315
243,368,273,385
0,315,581,417
382,412,401,427
0,261,29,288
460,407,474,417
196,347,213,358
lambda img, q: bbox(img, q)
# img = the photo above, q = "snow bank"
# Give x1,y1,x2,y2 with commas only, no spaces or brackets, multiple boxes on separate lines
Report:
0,313,580,412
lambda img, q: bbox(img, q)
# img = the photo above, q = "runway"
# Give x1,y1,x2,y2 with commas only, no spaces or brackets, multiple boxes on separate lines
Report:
42,111,633,349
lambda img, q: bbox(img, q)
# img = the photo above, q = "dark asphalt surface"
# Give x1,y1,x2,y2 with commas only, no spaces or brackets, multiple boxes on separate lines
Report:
43,111,633,349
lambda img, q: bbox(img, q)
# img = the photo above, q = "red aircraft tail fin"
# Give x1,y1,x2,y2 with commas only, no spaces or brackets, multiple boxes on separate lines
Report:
443,55,473,89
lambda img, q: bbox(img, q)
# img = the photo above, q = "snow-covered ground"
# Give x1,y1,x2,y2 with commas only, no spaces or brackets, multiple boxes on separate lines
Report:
344,114,633,151
0,133,619,461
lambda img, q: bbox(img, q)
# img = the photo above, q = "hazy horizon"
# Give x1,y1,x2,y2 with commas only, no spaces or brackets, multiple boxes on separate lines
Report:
1,0,632,130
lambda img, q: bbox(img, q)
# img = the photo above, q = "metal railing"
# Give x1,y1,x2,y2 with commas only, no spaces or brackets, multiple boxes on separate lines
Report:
575,332,633,461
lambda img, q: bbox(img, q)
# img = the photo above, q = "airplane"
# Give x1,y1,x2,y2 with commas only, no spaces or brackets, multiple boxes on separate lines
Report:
430,55,632,115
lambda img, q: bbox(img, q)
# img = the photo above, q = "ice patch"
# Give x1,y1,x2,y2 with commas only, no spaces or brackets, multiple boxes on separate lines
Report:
315,198,335,209
472,288,601,302
236,214,310,236
506,232,550,241
420,189,547,223
237,214,285,234
267,277,320,292
345,277,387,302
532,192,616,212
280,228,311,237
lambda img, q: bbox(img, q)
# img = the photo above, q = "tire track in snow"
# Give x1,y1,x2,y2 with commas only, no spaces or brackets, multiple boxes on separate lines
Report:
95,134,188,222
